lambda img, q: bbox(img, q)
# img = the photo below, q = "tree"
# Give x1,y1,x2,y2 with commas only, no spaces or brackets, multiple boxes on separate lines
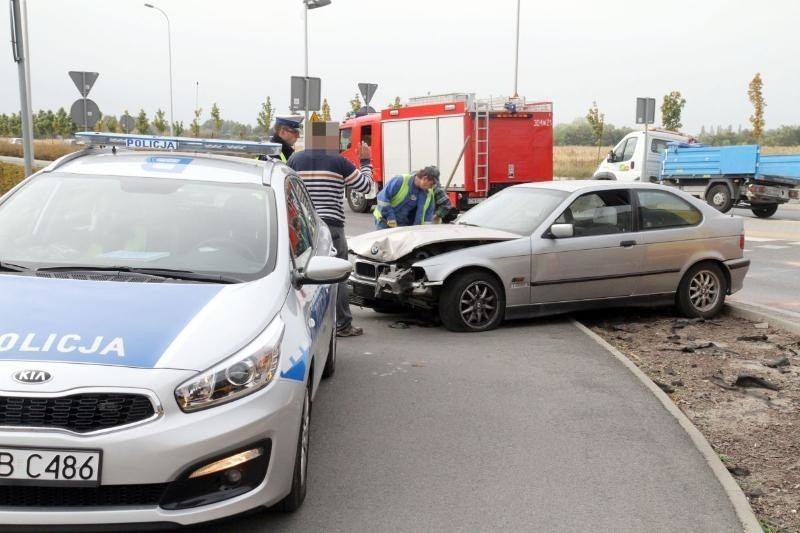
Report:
349,93,362,113
191,107,203,137
256,96,273,134
34,109,54,138
135,109,150,134
661,91,686,131
152,109,168,135
585,101,605,161
321,98,332,121
102,114,119,133
210,103,222,137
52,108,71,137
93,112,104,132
172,121,185,136
748,73,766,142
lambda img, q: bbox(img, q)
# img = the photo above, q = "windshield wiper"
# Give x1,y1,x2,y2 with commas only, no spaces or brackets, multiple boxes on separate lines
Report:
36,265,243,284
0,261,31,272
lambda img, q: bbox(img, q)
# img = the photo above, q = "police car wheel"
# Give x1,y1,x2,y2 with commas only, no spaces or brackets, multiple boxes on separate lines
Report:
439,270,505,332
276,380,311,512
322,325,336,379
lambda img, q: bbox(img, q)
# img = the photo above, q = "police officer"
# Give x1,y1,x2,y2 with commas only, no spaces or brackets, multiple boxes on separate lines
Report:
270,116,303,162
374,166,439,229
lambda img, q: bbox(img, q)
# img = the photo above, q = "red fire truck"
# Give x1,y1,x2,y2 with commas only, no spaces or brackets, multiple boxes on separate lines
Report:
339,93,553,213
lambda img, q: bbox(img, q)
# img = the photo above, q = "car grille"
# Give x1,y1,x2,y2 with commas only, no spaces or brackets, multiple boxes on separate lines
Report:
0,483,167,507
0,393,156,433
354,261,377,278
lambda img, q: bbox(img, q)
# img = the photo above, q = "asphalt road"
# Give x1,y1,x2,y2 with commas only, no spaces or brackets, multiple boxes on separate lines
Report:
185,209,745,533
730,204,800,318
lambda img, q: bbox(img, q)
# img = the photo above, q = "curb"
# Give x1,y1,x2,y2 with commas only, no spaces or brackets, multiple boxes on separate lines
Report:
572,319,763,533
725,301,800,336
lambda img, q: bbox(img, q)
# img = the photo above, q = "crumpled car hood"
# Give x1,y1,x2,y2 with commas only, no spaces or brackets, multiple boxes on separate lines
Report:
348,224,521,262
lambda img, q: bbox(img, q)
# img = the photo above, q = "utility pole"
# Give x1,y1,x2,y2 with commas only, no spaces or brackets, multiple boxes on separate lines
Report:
10,0,35,176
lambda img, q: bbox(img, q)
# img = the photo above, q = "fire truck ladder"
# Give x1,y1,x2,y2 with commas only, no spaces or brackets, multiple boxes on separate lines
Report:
473,101,490,195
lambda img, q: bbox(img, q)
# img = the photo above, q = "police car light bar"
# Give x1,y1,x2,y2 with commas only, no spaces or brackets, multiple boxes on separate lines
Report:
74,132,282,157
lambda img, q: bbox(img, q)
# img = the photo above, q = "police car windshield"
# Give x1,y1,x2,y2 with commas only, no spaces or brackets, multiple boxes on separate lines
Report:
456,187,569,235
0,173,275,281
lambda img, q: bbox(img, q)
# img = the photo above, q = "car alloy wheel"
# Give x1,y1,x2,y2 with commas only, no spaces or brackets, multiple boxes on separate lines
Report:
688,270,721,313
458,280,499,329
677,262,727,319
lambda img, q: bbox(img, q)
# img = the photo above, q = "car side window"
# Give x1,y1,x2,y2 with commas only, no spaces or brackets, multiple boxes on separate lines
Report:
285,180,314,268
339,128,352,152
620,138,637,161
637,190,702,229
560,190,632,237
651,139,669,154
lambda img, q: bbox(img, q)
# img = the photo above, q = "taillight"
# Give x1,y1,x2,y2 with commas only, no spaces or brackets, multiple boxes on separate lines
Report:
790,189,799,199
740,234,745,250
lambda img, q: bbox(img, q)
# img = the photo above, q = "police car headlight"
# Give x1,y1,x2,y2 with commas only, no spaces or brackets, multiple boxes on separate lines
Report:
175,318,284,412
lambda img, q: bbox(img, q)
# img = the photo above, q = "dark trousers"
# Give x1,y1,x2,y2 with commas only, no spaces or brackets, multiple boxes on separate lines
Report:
327,224,352,330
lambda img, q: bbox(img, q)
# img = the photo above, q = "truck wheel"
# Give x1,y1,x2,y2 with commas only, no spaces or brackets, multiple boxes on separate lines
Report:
439,270,505,332
676,262,727,319
346,187,373,213
705,184,733,213
751,204,778,218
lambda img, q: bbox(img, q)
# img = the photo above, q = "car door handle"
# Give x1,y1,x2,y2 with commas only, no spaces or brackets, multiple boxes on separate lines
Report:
630,161,635,169
620,240,637,247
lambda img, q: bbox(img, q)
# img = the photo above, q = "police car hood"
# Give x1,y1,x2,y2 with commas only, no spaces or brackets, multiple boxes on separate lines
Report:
0,274,284,371
349,224,521,262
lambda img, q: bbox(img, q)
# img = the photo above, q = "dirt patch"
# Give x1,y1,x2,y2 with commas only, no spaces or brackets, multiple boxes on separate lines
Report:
581,308,800,532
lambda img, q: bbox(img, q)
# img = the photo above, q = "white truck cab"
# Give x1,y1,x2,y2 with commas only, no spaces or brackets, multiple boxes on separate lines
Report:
593,129,690,182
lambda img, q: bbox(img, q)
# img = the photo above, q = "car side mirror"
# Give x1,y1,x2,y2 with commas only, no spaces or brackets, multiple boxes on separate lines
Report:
298,255,352,285
607,150,616,163
549,223,574,239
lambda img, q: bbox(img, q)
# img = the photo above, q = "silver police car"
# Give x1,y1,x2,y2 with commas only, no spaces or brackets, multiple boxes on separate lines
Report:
0,133,351,527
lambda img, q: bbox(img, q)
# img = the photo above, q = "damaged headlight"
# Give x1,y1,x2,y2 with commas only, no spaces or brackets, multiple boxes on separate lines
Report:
175,318,284,412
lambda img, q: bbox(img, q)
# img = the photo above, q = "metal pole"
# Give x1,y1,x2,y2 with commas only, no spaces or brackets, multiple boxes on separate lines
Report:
10,0,34,176
145,3,174,135
303,3,309,125
513,0,520,97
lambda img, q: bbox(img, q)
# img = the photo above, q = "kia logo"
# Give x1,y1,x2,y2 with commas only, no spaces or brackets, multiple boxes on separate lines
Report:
12,370,53,384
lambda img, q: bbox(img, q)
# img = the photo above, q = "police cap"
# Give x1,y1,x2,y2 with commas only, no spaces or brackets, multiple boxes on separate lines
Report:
275,116,303,130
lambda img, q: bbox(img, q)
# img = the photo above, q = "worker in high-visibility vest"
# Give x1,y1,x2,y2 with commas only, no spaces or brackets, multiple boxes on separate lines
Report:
269,116,302,162
374,166,439,229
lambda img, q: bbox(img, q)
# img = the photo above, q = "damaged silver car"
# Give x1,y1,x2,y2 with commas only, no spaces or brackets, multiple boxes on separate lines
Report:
347,181,750,332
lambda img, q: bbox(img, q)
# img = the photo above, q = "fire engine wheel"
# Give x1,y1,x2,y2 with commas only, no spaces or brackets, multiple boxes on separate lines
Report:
705,184,733,213
439,270,505,332
346,187,373,213
751,204,778,218
676,262,727,319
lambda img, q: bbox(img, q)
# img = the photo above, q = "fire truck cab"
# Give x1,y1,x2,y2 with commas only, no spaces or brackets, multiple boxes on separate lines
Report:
339,93,553,213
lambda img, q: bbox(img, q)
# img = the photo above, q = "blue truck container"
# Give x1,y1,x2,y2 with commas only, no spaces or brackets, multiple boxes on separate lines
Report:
660,143,800,218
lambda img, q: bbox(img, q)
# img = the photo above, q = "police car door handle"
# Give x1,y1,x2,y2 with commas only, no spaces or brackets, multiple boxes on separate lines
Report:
620,240,637,247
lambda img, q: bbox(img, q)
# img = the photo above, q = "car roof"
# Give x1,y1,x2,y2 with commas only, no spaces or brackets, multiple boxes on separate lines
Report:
44,149,280,185
514,179,672,193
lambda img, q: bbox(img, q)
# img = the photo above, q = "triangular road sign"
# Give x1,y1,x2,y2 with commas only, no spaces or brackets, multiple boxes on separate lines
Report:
358,82,378,106
69,71,99,98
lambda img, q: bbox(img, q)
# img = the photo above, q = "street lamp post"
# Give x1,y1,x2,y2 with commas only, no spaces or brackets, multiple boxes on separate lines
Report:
513,0,520,98
303,0,331,125
145,3,174,135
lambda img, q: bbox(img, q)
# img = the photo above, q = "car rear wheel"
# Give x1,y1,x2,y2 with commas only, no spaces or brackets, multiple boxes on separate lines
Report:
439,271,505,332
705,184,733,213
276,381,311,513
346,187,373,213
676,262,727,318
751,204,778,218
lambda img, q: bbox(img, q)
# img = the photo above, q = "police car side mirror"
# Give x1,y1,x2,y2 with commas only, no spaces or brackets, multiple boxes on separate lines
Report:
299,256,352,285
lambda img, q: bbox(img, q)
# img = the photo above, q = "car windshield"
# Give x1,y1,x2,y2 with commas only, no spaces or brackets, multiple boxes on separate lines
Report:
0,173,275,281
456,187,569,234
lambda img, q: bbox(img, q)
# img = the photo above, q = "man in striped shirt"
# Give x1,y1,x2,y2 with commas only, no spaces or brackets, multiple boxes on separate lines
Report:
287,121,374,337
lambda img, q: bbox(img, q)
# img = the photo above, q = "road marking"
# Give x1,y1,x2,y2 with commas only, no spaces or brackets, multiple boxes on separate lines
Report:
790,242,800,246
757,244,790,249
745,237,778,242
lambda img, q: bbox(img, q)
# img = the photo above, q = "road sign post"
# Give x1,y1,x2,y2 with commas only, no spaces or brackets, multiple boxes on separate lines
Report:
635,97,656,181
290,76,321,116
68,71,100,132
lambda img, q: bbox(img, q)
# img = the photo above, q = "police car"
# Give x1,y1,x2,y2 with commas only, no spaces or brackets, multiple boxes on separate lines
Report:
0,132,350,527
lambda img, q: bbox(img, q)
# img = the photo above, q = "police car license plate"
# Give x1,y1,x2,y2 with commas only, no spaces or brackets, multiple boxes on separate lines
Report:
0,447,101,486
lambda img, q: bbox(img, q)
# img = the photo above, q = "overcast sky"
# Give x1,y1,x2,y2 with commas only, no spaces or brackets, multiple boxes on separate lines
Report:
2,0,799,135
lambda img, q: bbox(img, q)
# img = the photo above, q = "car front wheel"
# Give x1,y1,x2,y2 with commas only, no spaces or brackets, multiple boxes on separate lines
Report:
676,262,727,318
276,381,311,512
439,271,505,332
